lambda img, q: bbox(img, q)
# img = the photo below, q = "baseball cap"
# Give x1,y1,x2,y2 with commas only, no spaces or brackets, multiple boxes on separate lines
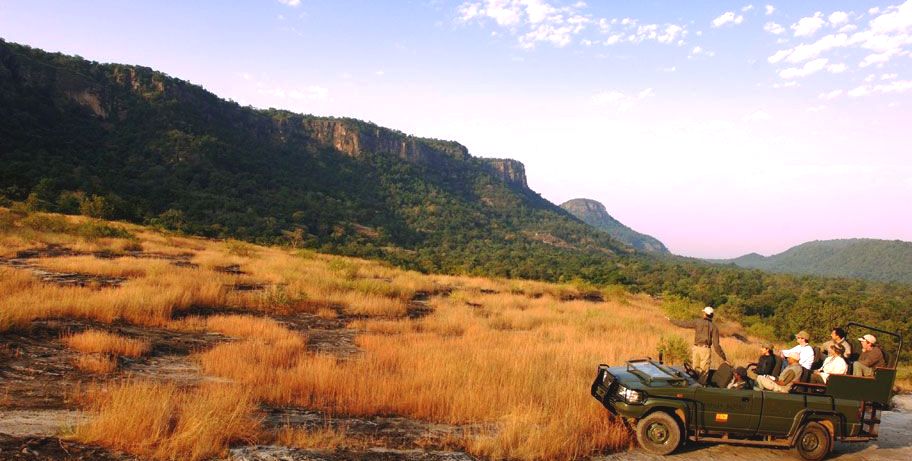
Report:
795,330,810,340
703,306,714,316
858,334,877,344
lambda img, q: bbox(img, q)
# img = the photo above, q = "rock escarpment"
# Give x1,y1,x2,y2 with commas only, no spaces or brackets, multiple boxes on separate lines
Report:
481,158,528,189
561,198,669,254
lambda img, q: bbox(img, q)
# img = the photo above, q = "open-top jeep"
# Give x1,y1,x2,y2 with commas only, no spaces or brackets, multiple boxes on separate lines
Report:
590,323,904,461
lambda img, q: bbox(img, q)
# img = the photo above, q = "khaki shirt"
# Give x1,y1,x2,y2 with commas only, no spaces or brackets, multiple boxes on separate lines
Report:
778,363,802,386
694,318,727,361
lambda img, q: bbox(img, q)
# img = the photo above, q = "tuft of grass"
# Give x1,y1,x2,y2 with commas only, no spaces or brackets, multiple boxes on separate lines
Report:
74,381,261,461
73,354,118,374
64,330,151,358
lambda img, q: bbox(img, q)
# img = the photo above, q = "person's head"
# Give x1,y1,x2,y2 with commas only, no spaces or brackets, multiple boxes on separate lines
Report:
831,327,846,342
702,306,714,319
829,344,845,357
733,366,747,382
786,351,800,364
760,344,774,356
859,334,877,351
795,330,810,345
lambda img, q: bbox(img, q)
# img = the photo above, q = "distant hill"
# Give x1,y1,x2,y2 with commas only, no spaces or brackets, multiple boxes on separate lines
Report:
560,198,669,254
715,239,912,284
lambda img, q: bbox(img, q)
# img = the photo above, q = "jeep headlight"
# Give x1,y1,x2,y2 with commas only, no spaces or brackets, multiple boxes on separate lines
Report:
615,385,646,404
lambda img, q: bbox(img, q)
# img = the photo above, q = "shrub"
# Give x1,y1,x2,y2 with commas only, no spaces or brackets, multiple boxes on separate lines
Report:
76,221,132,239
20,213,72,233
656,335,690,365
225,239,257,257
661,294,702,321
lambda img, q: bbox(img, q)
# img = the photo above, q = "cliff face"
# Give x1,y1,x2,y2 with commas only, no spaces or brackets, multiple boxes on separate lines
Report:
561,198,669,254
481,158,528,189
295,118,470,167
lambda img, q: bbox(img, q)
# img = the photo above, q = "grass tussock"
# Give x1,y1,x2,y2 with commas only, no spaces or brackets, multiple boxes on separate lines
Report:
64,330,151,358
73,354,118,374
274,425,363,450
74,381,261,461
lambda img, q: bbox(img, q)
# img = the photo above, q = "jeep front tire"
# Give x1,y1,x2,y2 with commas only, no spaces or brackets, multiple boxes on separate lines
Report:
793,421,831,461
635,411,682,456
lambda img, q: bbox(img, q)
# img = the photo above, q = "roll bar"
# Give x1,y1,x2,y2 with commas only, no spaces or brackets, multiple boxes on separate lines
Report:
845,322,903,368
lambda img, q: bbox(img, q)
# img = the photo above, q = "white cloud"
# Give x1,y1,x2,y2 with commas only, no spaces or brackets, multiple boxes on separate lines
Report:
828,11,849,27
778,57,828,79
859,49,905,67
742,5,754,13
826,62,848,73
882,73,898,80
869,7,881,15
818,89,843,100
661,65,677,72
689,45,715,58
765,4,775,15
277,0,301,6
792,12,825,37
764,21,785,35
712,11,744,28
768,33,850,64
592,87,654,110
846,80,912,97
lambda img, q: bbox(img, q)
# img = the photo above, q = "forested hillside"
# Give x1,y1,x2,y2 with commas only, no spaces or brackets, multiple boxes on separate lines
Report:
1,39,910,351
717,239,912,284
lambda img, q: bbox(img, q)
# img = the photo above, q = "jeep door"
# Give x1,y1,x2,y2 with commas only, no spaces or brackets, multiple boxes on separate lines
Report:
695,388,763,435
758,391,806,435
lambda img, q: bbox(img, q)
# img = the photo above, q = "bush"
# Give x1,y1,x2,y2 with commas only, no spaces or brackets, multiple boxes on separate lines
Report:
77,221,133,239
656,335,690,365
20,213,72,233
225,239,257,257
661,294,703,321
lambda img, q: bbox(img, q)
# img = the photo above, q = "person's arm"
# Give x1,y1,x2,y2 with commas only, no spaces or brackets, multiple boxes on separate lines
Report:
842,340,852,357
711,324,727,361
780,345,797,357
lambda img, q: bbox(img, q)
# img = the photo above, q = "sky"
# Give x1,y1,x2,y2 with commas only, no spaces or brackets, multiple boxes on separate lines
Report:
1,0,910,258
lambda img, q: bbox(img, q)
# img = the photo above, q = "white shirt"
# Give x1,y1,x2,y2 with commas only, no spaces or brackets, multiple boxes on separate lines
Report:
818,355,848,383
781,344,815,370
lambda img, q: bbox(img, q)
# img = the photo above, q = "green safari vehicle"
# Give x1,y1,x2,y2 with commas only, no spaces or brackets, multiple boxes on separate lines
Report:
590,323,903,461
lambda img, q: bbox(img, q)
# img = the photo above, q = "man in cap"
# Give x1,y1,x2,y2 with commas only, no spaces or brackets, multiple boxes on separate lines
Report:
756,351,802,392
692,306,727,374
780,330,815,370
852,334,886,377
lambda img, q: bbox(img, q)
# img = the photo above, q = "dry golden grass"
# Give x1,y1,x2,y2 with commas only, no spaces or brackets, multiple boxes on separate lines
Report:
74,381,261,461
274,425,364,450
1,209,789,460
64,330,151,358
36,256,149,278
73,354,118,374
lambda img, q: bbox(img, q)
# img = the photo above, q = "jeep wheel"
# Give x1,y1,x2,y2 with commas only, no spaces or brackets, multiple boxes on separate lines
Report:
635,412,682,456
793,422,831,461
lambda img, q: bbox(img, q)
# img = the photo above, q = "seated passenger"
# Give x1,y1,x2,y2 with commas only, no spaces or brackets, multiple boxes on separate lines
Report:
747,344,776,380
727,366,751,390
852,334,886,377
755,352,802,392
821,327,852,359
811,344,847,384
780,330,815,370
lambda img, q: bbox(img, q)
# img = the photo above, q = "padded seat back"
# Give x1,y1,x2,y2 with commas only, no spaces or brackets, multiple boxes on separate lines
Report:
712,362,734,388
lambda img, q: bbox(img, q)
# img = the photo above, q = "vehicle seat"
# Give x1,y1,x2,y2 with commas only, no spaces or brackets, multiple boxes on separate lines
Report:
770,355,784,377
711,362,734,388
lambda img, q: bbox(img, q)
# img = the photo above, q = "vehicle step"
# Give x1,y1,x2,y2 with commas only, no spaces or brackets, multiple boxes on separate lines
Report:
862,418,881,424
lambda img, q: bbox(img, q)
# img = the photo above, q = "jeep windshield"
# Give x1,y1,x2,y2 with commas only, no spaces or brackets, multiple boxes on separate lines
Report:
626,359,689,385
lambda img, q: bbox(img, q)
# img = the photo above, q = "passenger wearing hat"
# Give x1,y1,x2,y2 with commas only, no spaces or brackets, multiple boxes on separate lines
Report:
811,344,848,384
852,334,886,377
692,306,727,374
780,330,815,370
755,351,803,392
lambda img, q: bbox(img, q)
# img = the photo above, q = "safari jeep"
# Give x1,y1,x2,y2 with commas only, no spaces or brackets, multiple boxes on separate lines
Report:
590,323,904,461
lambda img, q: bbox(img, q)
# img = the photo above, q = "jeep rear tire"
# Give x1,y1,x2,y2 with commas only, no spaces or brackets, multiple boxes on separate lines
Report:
793,422,831,461
635,412,682,456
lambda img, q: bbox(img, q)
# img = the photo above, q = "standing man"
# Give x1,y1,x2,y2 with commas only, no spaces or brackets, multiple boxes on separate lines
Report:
853,334,886,377
781,330,815,370
692,306,727,374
